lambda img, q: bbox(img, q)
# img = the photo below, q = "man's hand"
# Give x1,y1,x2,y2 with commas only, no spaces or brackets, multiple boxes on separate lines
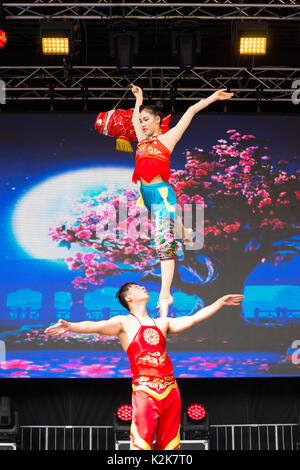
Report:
221,294,244,306
45,319,70,337
167,294,244,334
209,88,234,102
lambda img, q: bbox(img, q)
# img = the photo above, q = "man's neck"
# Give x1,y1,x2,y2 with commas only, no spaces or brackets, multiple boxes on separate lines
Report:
129,303,149,318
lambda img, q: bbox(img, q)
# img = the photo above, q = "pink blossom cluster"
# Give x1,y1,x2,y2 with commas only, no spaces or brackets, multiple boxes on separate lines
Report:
48,128,300,287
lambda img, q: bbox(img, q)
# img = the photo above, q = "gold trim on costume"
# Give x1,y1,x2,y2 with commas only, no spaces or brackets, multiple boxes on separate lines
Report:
164,426,181,450
130,421,152,450
132,379,177,400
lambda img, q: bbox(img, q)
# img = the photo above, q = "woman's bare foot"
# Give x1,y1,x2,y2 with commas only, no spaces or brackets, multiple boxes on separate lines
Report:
157,295,174,317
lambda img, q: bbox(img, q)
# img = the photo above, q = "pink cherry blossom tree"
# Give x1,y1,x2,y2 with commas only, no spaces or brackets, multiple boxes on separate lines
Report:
49,129,300,309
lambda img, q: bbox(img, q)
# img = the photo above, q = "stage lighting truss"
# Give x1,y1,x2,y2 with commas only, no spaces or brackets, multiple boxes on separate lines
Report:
0,65,299,104
2,2,300,22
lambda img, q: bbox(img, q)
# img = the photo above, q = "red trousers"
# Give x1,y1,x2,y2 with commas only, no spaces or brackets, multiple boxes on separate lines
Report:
130,385,181,450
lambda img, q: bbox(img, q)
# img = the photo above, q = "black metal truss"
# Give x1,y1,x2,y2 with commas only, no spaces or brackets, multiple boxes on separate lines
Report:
0,65,299,102
2,1,300,22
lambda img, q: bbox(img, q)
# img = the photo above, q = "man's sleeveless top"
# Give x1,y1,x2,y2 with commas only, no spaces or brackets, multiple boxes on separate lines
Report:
126,313,177,399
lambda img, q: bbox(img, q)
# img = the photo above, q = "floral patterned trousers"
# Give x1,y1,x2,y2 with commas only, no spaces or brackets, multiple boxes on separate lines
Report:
140,181,177,260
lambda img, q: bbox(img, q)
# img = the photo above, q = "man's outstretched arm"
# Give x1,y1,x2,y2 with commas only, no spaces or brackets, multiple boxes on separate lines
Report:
45,315,123,337
167,295,244,334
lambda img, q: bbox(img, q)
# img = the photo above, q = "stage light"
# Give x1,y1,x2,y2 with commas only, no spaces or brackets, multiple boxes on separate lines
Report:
40,22,74,56
171,27,201,70
234,22,268,56
183,402,210,441
117,404,132,422
113,403,132,442
0,5,7,50
42,37,69,55
240,37,266,55
0,397,19,450
109,30,139,71
187,403,206,421
0,29,7,49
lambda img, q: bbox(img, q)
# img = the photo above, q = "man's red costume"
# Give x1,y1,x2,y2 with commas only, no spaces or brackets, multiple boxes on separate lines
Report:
127,313,181,450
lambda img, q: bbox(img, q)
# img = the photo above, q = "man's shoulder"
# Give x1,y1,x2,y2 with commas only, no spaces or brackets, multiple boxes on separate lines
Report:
155,316,170,333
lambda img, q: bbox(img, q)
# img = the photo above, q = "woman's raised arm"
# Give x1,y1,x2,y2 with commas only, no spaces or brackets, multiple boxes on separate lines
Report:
160,89,233,151
130,83,147,142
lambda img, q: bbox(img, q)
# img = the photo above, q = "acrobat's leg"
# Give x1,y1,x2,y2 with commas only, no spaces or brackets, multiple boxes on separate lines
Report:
139,182,177,318
130,390,159,451
153,385,181,451
152,184,177,318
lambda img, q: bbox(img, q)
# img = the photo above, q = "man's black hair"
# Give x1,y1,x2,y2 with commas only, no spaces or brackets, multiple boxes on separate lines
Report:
115,282,139,311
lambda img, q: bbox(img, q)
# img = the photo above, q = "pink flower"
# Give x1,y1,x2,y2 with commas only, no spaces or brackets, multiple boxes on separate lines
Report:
242,134,255,140
0,359,34,370
76,364,114,377
257,189,270,197
76,229,91,240
242,165,252,174
258,198,272,208
10,372,29,378
86,267,97,277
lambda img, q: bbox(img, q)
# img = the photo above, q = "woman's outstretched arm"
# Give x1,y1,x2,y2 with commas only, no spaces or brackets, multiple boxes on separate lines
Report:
160,89,233,151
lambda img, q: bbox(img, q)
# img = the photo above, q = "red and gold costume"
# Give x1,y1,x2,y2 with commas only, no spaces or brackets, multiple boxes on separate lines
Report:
127,313,181,450
132,135,171,184
132,135,177,260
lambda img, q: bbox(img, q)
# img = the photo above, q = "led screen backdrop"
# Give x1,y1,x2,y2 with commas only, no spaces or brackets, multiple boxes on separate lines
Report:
0,112,299,379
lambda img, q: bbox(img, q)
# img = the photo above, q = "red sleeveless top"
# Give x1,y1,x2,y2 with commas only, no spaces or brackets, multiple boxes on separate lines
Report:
132,135,171,184
126,313,176,397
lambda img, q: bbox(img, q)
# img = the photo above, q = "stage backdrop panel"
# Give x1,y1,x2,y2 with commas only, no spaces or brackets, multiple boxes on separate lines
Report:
0,113,299,379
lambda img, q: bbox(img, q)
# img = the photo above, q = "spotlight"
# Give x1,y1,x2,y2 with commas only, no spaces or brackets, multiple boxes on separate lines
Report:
116,404,132,422
183,402,210,440
240,37,266,55
171,28,201,70
0,397,19,450
0,29,6,50
234,22,268,56
0,5,7,50
113,404,132,441
187,403,206,421
40,21,81,56
42,37,69,55
109,30,139,71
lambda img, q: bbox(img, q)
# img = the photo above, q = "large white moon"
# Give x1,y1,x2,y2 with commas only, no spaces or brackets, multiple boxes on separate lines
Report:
12,166,134,260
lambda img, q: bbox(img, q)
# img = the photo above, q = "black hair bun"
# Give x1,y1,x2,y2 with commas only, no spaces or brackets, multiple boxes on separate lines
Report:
154,100,164,112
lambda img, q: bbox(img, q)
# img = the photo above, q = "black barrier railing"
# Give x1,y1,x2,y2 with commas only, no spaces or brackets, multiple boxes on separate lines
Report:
15,423,299,451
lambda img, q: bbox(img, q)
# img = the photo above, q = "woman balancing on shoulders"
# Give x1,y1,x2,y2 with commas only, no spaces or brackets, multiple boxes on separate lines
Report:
130,83,233,318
